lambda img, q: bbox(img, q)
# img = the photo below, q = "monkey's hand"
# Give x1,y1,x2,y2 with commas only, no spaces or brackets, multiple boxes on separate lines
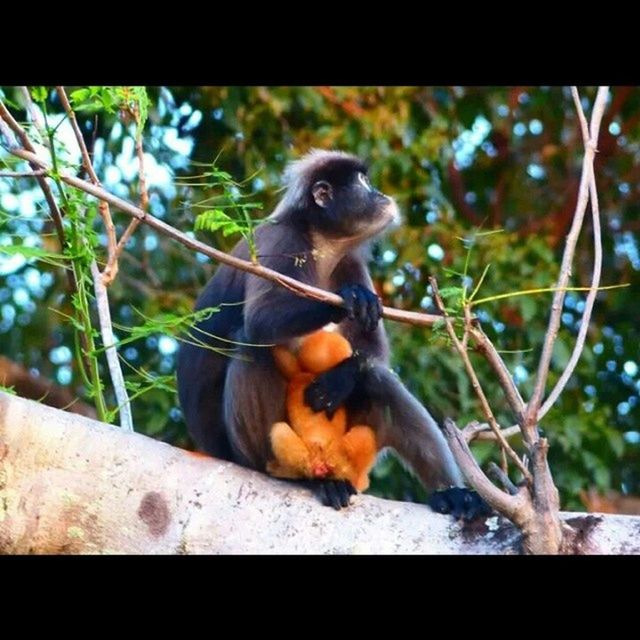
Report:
427,487,493,522
304,355,363,417
336,284,383,333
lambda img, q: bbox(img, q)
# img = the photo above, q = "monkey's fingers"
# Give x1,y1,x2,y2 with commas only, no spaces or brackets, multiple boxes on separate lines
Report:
336,284,382,332
303,364,356,415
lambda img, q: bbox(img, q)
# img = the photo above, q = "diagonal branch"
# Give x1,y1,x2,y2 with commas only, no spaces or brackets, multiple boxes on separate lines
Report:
0,145,446,330
465,308,525,420
0,169,46,177
524,86,609,434
442,418,529,521
430,278,532,483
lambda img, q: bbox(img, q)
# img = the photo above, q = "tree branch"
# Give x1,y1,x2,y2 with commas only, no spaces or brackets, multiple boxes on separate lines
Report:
0,356,96,419
1,145,446,329
441,418,529,521
467,313,525,420
4,391,633,554
104,115,149,284
90,262,133,432
462,420,521,443
538,89,605,419
0,169,46,178
430,278,532,482
524,86,609,434
487,461,519,495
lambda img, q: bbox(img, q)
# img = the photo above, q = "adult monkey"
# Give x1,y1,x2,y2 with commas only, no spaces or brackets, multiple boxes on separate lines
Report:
178,150,487,518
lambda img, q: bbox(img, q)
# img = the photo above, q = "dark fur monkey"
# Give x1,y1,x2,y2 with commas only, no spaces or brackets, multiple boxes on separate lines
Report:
177,150,488,518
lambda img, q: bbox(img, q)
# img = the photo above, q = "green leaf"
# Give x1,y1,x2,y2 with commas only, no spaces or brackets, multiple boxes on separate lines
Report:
30,86,48,102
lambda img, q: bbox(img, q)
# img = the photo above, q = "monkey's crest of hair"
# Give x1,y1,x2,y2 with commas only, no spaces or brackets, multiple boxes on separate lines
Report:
270,149,363,220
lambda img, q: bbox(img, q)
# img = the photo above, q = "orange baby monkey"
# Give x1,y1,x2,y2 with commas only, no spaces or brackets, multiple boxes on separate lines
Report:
267,330,378,492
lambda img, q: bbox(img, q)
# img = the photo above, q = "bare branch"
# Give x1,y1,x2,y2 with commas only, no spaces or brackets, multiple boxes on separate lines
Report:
19,86,49,146
0,102,66,243
442,418,529,520
487,462,519,495
430,278,532,483
2,145,447,329
0,355,96,419
103,118,148,284
90,262,134,432
539,88,606,419
0,169,47,178
468,321,525,419
525,86,609,433
463,420,521,443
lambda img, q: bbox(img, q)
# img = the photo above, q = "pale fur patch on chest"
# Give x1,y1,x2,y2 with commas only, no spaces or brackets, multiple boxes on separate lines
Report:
310,232,359,289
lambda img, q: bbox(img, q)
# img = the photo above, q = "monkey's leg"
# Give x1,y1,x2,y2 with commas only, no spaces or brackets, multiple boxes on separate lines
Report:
353,365,490,520
223,352,288,470
177,344,234,459
268,422,312,479
351,365,463,488
340,425,377,492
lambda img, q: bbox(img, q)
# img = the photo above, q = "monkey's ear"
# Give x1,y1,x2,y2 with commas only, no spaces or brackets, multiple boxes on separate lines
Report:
312,180,333,208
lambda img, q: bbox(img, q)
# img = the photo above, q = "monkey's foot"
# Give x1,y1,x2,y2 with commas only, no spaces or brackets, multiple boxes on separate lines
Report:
427,487,492,521
312,479,357,510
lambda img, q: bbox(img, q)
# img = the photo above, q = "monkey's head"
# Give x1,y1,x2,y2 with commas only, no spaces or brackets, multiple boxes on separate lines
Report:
272,150,400,241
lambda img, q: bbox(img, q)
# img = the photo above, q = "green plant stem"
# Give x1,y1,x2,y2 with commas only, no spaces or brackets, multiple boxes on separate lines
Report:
40,96,108,422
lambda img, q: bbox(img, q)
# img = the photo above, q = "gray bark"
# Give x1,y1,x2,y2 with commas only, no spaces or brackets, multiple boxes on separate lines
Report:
1,391,638,554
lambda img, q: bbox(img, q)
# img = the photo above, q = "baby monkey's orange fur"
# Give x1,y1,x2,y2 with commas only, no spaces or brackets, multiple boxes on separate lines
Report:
267,330,377,491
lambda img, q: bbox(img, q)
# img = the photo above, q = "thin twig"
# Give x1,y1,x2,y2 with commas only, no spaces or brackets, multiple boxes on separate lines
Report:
487,462,519,495
103,100,149,284
524,86,609,435
108,118,149,278
55,87,118,283
466,311,525,420
442,418,529,521
1,145,447,329
19,86,49,147
0,169,46,177
538,88,606,419
464,421,521,443
430,277,532,483
90,262,134,432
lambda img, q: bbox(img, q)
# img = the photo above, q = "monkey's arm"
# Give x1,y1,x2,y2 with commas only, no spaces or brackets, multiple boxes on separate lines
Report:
244,266,379,344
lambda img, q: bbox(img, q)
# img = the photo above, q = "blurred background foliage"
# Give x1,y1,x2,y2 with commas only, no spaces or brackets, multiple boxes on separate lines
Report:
0,86,638,511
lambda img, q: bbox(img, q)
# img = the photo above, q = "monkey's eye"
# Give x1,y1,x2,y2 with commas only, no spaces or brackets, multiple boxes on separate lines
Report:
357,172,373,192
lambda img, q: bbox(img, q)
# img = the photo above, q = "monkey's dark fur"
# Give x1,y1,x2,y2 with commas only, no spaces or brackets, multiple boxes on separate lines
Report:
177,150,486,517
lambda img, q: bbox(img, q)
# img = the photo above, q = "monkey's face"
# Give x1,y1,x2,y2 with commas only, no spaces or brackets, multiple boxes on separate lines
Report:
309,159,399,240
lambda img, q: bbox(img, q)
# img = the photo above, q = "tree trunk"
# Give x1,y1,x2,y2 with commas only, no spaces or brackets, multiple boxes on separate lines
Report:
1,391,638,555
